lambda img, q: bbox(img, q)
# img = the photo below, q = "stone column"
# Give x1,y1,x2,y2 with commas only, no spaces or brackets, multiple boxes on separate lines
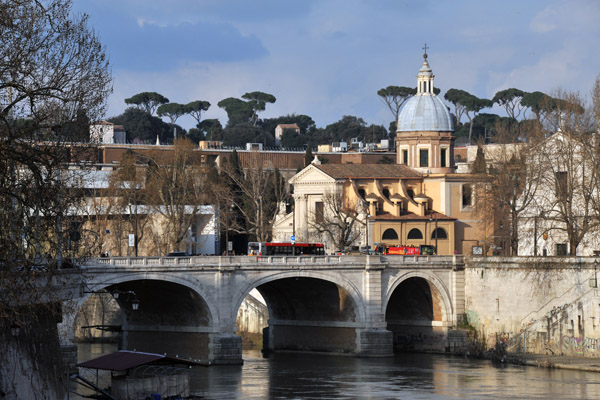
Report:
357,262,393,357
211,264,243,364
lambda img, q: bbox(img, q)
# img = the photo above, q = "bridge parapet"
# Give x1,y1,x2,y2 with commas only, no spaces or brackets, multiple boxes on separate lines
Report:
84,255,464,270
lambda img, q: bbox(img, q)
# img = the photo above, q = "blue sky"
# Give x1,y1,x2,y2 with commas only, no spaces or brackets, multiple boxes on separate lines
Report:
72,0,600,131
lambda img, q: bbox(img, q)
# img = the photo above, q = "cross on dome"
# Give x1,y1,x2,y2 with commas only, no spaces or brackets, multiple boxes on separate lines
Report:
417,45,434,95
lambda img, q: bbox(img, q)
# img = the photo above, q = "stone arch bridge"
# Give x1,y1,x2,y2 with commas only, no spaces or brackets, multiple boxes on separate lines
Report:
66,255,466,364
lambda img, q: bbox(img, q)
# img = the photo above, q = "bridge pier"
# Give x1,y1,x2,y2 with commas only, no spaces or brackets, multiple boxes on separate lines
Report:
262,323,393,357
210,333,242,364
356,329,393,357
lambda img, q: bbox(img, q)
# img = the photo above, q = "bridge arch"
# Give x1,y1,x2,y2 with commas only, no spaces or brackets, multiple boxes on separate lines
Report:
233,270,368,354
384,270,453,324
81,272,219,326
70,273,220,361
233,270,367,325
384,270,454,353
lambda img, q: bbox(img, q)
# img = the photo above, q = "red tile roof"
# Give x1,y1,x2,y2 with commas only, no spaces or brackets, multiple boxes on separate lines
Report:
314,164,422,179
372,211,454,221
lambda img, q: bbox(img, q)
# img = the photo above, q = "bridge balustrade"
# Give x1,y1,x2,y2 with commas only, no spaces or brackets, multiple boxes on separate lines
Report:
86,254,464,269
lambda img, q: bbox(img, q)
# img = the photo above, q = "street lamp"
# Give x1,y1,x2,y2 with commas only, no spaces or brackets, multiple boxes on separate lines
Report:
82,285,140,311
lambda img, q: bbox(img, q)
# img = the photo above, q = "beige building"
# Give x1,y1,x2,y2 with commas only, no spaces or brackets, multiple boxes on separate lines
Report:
274,123,300,146
273,53,488,255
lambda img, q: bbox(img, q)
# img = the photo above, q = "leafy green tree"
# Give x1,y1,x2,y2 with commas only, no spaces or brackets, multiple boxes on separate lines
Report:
492,88,527,120
321,115,367,143
222,122,272,147
281,129,308,149
124,91,169,115
261,114,316,137
304,147,314,167
218,97,254,127
157,102,187,125
463,97,493,143
197,119,223,141
186,100,211,125
241,91,277,126
471,145,487,174
454,113,518,142
109,107,176,143
444,89,471,123
377,86,416,122
186,128,204,144
444,89,492,143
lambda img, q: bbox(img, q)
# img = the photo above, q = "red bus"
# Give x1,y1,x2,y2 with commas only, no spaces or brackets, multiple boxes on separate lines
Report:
248,242,325,256
376,245,436,255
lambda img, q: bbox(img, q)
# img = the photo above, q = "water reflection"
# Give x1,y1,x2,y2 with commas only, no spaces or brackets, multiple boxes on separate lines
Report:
74,344,600,400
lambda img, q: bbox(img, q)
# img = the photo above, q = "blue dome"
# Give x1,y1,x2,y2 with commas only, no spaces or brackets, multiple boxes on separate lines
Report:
397,94,454,132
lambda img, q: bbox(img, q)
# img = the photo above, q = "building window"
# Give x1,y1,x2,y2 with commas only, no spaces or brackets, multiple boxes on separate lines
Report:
358,189,366,200
556,243,568,256
440,148,447,168
407,228,423,239
462,184,473,208
407,189,415,200
555,171,567,198
382,228,398,240
315,201,324,224
419,149,429,167
402,149,408,164
431,228,448,239
382,188,390,201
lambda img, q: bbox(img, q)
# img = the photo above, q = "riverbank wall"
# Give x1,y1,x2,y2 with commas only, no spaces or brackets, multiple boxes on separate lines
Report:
464,257,600,358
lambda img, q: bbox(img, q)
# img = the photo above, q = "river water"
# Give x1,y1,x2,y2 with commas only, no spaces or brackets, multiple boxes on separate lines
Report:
74,343,600,399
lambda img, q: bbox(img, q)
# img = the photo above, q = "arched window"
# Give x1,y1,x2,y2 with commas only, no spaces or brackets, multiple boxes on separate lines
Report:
407,228,423,239
358,189,366,200
382,228,398,240
407,189,415,200
431,228,448,239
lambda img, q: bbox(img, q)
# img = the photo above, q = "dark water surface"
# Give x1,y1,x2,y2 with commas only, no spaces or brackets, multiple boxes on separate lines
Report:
75,344,600,399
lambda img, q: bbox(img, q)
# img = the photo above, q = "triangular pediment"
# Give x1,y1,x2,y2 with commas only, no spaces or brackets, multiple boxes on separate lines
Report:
290,164,337,185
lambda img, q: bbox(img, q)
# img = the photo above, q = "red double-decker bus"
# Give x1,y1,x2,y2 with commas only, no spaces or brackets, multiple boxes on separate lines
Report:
248,242,325,256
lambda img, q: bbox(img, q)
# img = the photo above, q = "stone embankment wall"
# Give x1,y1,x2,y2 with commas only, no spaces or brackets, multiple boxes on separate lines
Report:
464,257,600,358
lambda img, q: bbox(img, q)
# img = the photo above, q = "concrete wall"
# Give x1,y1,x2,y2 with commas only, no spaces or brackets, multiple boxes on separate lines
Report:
464,257,600,357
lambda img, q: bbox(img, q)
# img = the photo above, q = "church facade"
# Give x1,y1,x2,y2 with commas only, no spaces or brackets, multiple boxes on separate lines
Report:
273,53,491,255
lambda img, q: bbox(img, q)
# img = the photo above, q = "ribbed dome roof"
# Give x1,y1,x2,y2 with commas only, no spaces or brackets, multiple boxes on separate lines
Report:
397,95,453,132
396,54,454,133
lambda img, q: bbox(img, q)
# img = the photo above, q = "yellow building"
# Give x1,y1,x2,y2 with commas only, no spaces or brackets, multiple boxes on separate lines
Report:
273,52,487,255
